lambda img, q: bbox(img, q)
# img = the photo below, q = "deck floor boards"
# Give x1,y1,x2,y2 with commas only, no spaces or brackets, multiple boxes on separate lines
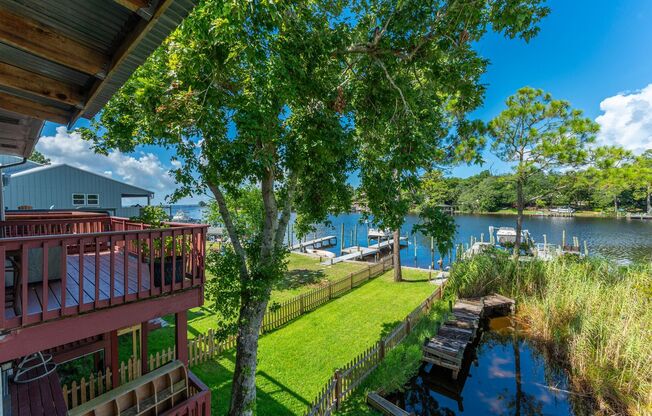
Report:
5,251,152,320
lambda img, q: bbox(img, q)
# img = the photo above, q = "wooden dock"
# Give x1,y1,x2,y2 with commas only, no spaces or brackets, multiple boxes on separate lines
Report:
321,237,408,265
290,235,337,251
422,294,514,379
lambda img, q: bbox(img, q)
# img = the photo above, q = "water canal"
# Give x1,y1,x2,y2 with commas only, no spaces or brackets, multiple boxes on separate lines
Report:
174,206,652,265
384,316,585,415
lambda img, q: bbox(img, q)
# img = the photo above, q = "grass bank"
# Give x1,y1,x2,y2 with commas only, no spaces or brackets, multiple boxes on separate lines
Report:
446,252,652,415
191,268,435,415
479,208,605,217
334,303,448,415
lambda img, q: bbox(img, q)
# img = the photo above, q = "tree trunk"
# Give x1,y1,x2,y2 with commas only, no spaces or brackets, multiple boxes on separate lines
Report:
229,291,270,416
393,229,402,282
614,196,619,215
646,184,651,214
513,178,524,260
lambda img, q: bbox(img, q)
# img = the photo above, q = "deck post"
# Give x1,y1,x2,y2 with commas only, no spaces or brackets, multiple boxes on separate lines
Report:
109,330,119,387
176,311,188,366
141,321,149,374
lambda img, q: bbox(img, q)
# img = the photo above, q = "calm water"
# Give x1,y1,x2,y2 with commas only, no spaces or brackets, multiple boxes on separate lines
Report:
385,317,583,415
173,206,652,265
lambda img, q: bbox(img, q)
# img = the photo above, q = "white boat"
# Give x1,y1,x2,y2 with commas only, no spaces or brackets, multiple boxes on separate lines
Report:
368,228,391,239
550,206,575,214
171,210,192,222
495,227,531,245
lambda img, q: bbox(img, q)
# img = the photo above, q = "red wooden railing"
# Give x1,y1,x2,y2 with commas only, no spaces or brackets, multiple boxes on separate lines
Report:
164,371,211,416
0,215,207,331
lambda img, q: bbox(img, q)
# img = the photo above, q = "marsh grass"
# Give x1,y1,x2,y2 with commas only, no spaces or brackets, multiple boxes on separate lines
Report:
447,251,652,415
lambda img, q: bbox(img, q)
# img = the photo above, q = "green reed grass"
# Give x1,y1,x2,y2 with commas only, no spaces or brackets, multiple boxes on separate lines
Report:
447,251,652,415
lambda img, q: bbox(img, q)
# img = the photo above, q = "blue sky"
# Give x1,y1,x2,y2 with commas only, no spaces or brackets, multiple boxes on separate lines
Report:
37,0,652,202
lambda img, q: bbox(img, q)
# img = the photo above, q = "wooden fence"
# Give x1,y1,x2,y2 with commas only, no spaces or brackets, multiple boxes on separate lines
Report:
61,257,394,410
305,282,446,416
262,256,394,333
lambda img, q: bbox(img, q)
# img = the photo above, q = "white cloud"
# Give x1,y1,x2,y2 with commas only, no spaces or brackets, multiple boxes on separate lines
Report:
36,126,182,204
595,84,652,154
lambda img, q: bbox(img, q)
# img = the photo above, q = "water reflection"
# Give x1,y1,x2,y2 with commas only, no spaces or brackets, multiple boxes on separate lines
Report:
386,318,579,415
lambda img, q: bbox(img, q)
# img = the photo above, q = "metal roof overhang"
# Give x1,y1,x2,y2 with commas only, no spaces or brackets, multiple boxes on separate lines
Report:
0,0,196,158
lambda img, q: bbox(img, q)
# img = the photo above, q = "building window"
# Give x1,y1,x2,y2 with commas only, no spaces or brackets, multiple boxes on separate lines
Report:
72,194,85,205
86,194,99,206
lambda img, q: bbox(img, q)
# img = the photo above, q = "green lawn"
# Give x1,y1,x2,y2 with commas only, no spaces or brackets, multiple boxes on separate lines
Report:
191,268,437,415
143,254,370,355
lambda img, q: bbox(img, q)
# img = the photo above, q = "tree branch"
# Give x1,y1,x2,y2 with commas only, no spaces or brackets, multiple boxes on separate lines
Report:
260,166,278,260
274,172,296,248
208,183,249,276
375,58,412,116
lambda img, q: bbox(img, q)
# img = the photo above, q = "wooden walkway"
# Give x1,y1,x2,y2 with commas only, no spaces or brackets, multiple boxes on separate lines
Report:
290,235,337,251
6,251,151,321
321,237,408,265
422,294,514,379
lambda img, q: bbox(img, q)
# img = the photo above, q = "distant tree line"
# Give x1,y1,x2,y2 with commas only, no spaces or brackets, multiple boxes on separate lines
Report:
414,151,652,215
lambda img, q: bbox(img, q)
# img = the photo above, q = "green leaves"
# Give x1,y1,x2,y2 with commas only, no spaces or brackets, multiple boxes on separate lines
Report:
488,87,599,177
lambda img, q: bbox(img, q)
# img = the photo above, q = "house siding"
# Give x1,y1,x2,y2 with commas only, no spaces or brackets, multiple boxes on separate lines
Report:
4,165,153,218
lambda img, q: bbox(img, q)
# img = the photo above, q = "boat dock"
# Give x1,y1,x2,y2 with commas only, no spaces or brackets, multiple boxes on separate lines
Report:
628,213,652,220
320,237,408,265
422,294,515,379
290,235,337,251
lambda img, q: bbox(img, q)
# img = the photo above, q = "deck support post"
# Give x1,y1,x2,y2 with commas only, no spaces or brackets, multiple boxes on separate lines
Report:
175,311,188,366
141,321,149,375
109,330,119,387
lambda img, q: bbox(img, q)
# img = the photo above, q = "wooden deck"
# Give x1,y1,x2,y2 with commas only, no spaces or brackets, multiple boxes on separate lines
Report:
9,370,67,416
5,251,151,321
422,294,515,379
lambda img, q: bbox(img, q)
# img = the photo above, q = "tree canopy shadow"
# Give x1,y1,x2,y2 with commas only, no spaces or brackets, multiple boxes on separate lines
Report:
379,320,403,339
274,268,326,291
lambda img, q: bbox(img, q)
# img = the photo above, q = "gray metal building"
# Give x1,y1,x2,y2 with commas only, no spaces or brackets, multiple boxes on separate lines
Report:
1,156,153,218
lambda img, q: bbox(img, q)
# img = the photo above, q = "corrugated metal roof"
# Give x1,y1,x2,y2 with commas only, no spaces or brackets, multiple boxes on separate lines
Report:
0,0,133,53
0,108,43,157
81,0,196,119
0,0,197,157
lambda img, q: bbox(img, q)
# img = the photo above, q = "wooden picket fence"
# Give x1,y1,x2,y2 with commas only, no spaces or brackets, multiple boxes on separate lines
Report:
262,256,394,333
61,257,394,410
305,281,446,416
188,330,237,366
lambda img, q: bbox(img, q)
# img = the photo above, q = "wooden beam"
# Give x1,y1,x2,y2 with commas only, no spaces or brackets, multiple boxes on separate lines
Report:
0,62,85,107
0,8,108,76
114,0,150,12
0,122,29,139
77,0,174,122
175,311,188,366
0,91,70,125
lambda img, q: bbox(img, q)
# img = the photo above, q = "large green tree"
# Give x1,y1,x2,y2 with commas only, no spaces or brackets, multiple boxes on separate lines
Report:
589,146,634,214
83,0,550,411
632,150,652,213
486,87,598,256
81,2,354,414
345,0,549,279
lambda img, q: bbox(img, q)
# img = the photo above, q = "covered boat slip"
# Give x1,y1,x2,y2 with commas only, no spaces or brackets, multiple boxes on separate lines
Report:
1,214,207,331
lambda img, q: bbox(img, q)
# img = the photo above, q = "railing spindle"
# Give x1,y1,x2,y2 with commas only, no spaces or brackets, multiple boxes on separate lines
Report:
42,241,49,319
